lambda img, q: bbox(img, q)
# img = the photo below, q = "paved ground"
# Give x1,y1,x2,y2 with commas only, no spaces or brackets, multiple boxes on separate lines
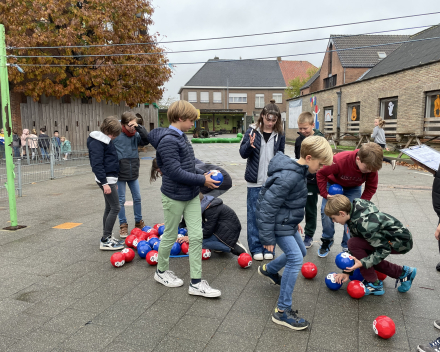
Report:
1,138,440,352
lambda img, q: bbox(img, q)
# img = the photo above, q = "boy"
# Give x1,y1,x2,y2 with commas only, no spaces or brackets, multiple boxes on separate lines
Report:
52,130,61,159
327,195,416,295
294,112,325,249
147,100,221,298
257,136,333,330
316,142,383,257
38,127,50,160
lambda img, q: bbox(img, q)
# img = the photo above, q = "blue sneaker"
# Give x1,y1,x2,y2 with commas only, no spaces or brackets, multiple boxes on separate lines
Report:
303,235,313,249
364,280,385,296
396,266,417,293
258,264,282,285
417,336,440,352
318,239,334,258
272,308,310,330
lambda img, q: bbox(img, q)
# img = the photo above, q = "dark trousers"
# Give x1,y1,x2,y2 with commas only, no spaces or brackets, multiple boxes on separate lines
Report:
348,237,403,282
377,143,392,164
304,183,319,238
98,183,120,241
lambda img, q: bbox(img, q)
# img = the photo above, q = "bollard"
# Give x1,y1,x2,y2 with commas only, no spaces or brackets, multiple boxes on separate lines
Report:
50,150,55,180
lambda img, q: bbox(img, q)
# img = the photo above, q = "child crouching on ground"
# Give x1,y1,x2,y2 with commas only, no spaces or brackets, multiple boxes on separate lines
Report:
256,136,333,330
328,195,416,295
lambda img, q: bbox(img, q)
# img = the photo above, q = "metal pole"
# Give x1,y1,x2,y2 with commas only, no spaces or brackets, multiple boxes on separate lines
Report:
17,158,22,197
50,143,55,179
0,24,18,227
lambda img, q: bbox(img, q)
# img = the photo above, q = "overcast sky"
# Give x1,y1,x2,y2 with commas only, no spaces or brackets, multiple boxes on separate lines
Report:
150,0,440,101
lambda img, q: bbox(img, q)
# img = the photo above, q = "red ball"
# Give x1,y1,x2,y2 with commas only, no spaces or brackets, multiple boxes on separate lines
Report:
373,315,396,339
347,280,366,299
137,231,148,241
181,242,189,255
110,252,125,267
301,262,318,279
147,228,159,238
146,235,159,242
375,270,387,281
130,228,142,237
125,234,137,248
121,248,135,262
237,253,252,268
146,250,159,265
202,249,211,260
153,223,163,230
132,237,139,249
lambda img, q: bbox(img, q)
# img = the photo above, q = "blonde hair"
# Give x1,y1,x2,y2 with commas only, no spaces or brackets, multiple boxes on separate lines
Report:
375,117,385,128
298,112,314,125
167,100,198,123
300,135,333,165
357,142,383,172
60,136,66,141
32,128,37,134
324,194,352,217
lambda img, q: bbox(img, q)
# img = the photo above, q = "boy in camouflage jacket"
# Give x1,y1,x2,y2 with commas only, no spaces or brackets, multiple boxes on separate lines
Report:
324,195,416,296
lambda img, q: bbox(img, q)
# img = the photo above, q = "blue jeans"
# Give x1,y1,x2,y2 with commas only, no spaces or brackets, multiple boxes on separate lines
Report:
321,183,362,248
203,235,230,252
13,147,20,157
266,232,306,310
247,187,273,255
117,179,142,225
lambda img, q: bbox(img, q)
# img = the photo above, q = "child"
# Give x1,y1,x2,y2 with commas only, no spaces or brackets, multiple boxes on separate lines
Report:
371,117,396,170
316,142,383,257
113,111,149,237
294,111,325,249
327,195,416,295
21,129,29,157
240,99,285,261
60,136,71,160
257,136,333,330
52,130,61,160
147,100,221,298
38,127,50,160
417,321,440,352
178,193,248,256
12,129,21,157
87,116,124,251
28,129,39,160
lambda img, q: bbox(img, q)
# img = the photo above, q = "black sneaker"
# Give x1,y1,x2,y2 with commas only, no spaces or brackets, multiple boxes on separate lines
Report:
272,308,310,330
436,262,440,272
318,239,334,258
231,241,248,256
100,238,124,251
258,264,282,285
417,337,440,352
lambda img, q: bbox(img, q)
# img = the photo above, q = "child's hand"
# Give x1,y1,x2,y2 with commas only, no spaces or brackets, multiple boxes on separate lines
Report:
128,120,138,128
177,236,189,244
204,173,220,189
327,195,334,199
335,273,349,284
250,133,256,148
263,245,274,252
345,256,363,271
298,224,304,234
103,184,111,194
435,223,440,241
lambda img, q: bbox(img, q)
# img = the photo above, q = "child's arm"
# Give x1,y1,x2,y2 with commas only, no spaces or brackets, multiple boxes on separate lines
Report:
239,129,255,159
135,125,149,146
279,135,285,154
371,126,378,138
360,172,378,200
316,163,339,199
202,208,220,239
88,140,107,185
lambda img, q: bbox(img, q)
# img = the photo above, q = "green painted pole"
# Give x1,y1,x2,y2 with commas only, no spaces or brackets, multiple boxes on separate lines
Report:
0,24,18,227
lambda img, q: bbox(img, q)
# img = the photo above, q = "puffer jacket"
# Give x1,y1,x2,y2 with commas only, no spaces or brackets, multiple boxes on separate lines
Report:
239,125,285,184
432,168,440,221
148,127,205,201
294,129,324,185
256,152,308,246
87,131,119,184
21,129,29,147
60,140,71,154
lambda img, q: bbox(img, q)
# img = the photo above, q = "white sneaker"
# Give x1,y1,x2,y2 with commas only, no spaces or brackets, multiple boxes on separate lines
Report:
391,160,397,170
154,270,184,287
264,253,274,260
188,280,221,298
253,253,264,261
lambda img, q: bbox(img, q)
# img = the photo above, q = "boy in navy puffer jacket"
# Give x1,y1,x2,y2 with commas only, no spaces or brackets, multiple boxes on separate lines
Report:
256,136,333,331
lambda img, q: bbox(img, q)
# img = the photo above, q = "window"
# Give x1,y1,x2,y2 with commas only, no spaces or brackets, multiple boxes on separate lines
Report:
213,92,221,103
229,93,247,103
426,91,440,118
200,92,209,103
188,92,197,103
255,94,264,108
273,93,282,104
324,75,337,89
347,103,360,122
378,52,387,60
380,97,398,119
81,97,92,104
61,95,71,104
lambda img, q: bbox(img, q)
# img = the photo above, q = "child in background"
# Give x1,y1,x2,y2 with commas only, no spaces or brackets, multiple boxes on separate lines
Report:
60,136,71,160
316,142,383,257
12,130,21,157
21,129,29,157
257,136,333,330
327,195,416,295
28,129,39,160
371,117,396,170
87,116,124,251
38,127,50,160
294,111,325,249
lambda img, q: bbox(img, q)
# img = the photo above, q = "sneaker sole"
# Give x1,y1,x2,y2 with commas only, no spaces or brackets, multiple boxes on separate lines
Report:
154,272,184,288
317,250,330,258
188,288,221,298
258,266,277,285
365,290,385,296
305,242,313,249
100,246,124,251
271,316,309,330
435,321,440,330
398,268,417,293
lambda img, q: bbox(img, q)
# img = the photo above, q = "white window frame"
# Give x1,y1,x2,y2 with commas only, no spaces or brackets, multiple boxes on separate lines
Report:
426,90,440,118
188,92,197,103
255,94,264,108
273,93,282,104
200,92,209,103
229,93,247,104
213,92,222,103
380,97,398,120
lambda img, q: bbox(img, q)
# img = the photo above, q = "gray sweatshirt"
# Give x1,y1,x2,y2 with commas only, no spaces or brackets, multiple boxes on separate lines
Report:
371,126,386,145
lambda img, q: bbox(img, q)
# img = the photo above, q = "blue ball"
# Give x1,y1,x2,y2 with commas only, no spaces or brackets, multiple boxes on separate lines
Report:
210,170,224,186
142,225,152,232
148,237,158,248
335,252,355,270
170,242,181,256
137,242,152,259
153,240,161,251
349,268,364,281
328,184,343,195
158,225,165,236
178,228,188,235
325,272,343,291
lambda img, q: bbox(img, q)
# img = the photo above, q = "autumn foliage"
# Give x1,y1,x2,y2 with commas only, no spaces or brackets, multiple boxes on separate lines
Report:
0,0,172,107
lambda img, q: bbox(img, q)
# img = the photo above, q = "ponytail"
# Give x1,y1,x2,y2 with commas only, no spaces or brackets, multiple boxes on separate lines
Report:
375,117,385,128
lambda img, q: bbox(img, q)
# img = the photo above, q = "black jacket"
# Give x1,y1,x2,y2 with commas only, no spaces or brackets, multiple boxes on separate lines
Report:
433,169,440,220
87,131,119,184
195,159,232,195
38,133,50,150
294,129,324,185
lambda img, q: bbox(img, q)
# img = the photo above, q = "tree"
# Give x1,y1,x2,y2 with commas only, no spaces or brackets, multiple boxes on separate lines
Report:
1,0,172,107
285,66,319,99
157,96,177,109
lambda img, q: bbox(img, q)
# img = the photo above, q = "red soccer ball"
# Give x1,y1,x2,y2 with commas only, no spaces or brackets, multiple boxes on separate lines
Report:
147,228,159,238
373,315,396,339
137,231,148,241
132,237,139,249
125,234,137,248
130,228,142,237
237,253,252,268
110,252,125,268
347,280,366,299
301,262,318,279
146,250,159,265
153,223,164,231
375,270,387,281
181,242,189,255
121,248,135,263
202,249,211,260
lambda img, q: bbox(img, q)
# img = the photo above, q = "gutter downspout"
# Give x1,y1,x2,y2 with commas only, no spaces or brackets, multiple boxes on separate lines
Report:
336,89,342,144
226,78,229,109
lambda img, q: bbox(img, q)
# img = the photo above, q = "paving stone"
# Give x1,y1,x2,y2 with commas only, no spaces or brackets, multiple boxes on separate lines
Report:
358,318,410,351
0,335,18,352
92,303,146,327
154,336,207,352
255,327,309,352
42,308,98,335
0,313,51,339
204,332,257,352
6,329,68,352
217,311,267,339
307,318,359,351
167,314,222,342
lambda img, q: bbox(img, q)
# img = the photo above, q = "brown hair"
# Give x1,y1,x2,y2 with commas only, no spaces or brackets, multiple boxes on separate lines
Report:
31,128,37,135
324,194,352,217
256,99,284,134
375,117,385,128
120,111,137,125
136,113,144,126
100,116,121,136
300,135,333,165
167,100,198,123
298,112,314,125
150,158,162,183
357,142,383,171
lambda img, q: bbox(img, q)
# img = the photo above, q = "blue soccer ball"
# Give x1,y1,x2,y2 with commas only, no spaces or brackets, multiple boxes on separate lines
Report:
137,242,152,259
210,170,223,186
158,225,165,236
178,228,188,236
153,240,161,251
349,268,364,281
325,272,343,291
148,237,158,248
142,225,152,232
335,252,355,270
170,242,181,256
328,184,343,195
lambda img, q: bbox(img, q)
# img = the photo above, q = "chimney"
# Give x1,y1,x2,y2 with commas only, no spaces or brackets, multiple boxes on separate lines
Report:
277,56,282,62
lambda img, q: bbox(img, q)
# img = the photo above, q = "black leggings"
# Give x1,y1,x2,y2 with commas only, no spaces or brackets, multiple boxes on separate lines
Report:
98,183,120,241
377,143,392,164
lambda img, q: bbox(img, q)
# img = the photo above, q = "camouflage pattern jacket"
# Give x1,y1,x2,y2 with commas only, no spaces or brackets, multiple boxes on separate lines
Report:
347,198,413,269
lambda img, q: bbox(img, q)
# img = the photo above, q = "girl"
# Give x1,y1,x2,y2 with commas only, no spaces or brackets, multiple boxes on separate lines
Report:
28,129,38,160
371,117,396,170
21,129,29,157
239,99,285,261
60,136,71,160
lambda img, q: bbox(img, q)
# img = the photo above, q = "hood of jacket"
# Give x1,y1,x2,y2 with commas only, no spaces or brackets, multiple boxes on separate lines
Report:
267,152,308,178
148,127,182,149
89,131,111,144
350,198,380,221
201,195,216,212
